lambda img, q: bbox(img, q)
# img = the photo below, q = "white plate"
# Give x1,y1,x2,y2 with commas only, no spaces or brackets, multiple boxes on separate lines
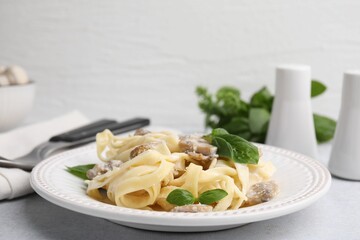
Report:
30,144,331,232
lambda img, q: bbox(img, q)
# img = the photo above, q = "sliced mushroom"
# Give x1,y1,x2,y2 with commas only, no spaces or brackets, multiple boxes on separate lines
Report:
187,152,213,161
179,135,218,163
134,128,151,136
245,181,279,206
86,160,123,180
130,144,152,159
196,141,217,156
171,204,213,213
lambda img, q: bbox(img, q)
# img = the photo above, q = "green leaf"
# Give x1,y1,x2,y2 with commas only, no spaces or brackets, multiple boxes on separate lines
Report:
212,136,234,160
196,84,336,145
236,131,252,140
212,128,229,136
217,134,259,164
314,113,337,143
198,189,228,205
66,164,95,180
239,100,250,116
221,117,249,134
216,89,243,117
205,128,259,164
216,86,240,99
249,108,270,134
166,189,195,206
220,117,255,140
250,87,274,111
250,134,266,143
196,86,215,114
195,85,249,131
196,86,208,96
311,80,327,98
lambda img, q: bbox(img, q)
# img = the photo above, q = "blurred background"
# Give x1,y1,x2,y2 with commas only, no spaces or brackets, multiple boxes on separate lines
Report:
1,0,359,132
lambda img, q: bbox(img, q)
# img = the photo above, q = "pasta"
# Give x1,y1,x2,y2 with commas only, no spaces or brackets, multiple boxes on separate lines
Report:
86,129,277,212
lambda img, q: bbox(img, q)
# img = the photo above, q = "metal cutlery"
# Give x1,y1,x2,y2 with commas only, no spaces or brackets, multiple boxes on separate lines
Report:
0,117,150,171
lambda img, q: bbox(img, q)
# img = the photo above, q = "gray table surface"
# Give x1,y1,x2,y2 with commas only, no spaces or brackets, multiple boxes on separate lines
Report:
1,133,359,240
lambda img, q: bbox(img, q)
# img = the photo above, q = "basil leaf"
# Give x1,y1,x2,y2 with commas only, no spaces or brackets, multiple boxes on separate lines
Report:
250,87,274,111
166,189,195,206
311,80,327,98
237,131,252,140
198,189,228,205
206,128,259,164
196,83,336,145
217,134,259,164
314,113,337,143
216,86,244,117
221,117,253,140
66,164,95,180
249,108,270,134
216,86,241,99
212,136,234,160
212,128,229,136
221,117,249,134
250,133,267,143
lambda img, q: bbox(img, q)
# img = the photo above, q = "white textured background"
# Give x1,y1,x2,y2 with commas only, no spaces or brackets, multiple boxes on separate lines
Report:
1,0,360,131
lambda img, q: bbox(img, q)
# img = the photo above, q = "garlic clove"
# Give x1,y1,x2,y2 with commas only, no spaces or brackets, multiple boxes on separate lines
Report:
5,65,29,85
0,74,10,86
0,66,6,74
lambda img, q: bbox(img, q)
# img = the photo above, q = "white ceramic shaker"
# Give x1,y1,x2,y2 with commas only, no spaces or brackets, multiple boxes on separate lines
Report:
266,64,318,158
328,71,360,180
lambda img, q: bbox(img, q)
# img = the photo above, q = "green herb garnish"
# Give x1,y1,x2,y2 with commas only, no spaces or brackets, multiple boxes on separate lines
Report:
198,189,228,205
250,87,274,112
204,128,259,164
196,80,336,143
314,113,337,143
166,189,228,206
311,80,327,98
166,189,196,206
66,164,95,180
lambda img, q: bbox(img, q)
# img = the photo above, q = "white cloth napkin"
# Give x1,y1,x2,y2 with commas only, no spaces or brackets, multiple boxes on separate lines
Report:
0,111,89,200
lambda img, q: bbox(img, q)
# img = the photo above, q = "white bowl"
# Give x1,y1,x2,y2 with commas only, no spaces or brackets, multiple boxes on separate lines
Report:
0,82,35,132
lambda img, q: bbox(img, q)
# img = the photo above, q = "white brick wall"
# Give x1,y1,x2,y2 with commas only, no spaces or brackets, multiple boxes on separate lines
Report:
1,0,359,131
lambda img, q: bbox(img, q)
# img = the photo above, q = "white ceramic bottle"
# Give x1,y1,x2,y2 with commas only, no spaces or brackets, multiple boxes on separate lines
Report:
328,71,360,180
266,64,318,158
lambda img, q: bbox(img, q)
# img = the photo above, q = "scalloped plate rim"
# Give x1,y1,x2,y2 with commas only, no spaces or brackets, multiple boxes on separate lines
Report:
30,143,331,232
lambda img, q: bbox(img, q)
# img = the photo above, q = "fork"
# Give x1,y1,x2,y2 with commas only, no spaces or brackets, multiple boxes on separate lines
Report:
0,117,150,171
